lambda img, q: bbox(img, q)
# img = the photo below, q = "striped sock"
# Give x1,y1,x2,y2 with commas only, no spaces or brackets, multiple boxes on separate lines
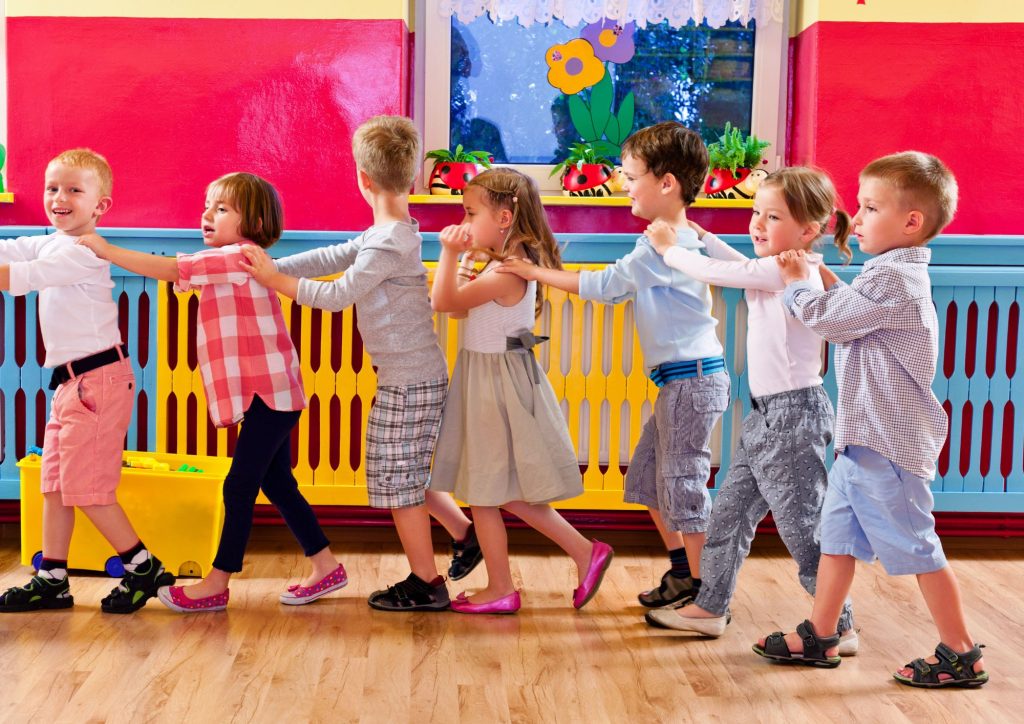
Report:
668,547,690,579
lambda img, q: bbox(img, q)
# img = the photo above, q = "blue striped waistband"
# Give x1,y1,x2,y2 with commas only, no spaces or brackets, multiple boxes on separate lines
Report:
649,357,726,388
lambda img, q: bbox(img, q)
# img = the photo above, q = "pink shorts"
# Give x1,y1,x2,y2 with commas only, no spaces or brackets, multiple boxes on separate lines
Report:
40,356,135,506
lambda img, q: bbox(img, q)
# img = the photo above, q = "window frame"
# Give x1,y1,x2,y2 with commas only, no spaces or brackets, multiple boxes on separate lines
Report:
415,3,791,194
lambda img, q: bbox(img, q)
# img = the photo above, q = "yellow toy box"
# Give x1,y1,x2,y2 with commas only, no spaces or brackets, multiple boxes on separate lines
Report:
19,451,231,578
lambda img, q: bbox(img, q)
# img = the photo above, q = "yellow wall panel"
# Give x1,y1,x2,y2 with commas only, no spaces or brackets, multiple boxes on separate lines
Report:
155,265,730,511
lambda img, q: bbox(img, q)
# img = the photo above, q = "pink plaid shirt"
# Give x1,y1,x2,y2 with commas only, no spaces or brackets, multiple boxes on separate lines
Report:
176,243,306,427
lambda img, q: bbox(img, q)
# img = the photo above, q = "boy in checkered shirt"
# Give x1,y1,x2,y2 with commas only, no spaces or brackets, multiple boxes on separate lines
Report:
752,152,987,688
242,116,479,611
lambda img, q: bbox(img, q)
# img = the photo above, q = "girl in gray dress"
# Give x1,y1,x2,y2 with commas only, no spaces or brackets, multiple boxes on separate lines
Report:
430,169,613,614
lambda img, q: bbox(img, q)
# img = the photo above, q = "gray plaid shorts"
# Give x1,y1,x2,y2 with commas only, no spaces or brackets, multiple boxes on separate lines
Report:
365,376,448,509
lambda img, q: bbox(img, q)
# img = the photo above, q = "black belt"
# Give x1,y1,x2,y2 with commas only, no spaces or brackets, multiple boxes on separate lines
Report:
49,344,129,390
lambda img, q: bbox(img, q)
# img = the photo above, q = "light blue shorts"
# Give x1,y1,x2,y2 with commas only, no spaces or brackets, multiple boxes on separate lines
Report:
820,445,947,575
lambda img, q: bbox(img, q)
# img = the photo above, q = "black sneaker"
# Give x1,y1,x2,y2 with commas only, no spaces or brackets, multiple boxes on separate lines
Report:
101,555,176,614
638,571,700,608
448,524,484,581
0,574,74,612
367,573,451,612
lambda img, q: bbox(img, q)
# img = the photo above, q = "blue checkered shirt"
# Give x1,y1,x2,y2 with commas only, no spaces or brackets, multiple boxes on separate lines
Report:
783,247,947,479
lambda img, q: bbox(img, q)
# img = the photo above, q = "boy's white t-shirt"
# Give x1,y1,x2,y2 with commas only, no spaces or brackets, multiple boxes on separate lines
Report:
1,233,121,367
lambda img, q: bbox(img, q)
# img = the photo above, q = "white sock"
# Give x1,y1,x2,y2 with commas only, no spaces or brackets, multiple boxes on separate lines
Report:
123,548,152,573
38,568,68,581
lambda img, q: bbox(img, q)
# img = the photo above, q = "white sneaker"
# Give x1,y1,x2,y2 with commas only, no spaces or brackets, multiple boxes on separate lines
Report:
645,609,728,636
838,629,859,656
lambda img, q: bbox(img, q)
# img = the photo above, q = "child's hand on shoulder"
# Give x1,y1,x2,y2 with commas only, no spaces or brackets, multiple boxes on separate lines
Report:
686,219,707,239
776,249,811,284
238,244,276,285
439,223,472,253
496,257,538,281
76,233,111,259
645,220,677,256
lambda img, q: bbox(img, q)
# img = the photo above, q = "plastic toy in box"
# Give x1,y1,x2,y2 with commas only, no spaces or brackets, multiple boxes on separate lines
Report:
18,450,231,578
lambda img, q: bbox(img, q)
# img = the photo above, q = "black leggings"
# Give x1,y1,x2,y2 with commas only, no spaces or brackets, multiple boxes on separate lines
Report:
212,395,330,573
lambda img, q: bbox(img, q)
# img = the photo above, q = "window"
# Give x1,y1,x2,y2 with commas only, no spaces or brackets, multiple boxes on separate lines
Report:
417,6,788,192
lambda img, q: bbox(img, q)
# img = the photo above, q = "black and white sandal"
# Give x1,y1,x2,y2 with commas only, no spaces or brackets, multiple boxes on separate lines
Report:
752,619,841,668
893,643,988,688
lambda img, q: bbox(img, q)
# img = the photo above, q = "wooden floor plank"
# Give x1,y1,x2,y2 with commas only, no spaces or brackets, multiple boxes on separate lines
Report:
0,527,1020,723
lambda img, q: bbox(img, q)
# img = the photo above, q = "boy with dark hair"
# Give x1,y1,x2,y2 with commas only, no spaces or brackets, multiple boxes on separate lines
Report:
501,121,729,609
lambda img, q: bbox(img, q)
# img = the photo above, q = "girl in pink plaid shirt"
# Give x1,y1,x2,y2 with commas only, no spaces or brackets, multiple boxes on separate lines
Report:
79,173,346,612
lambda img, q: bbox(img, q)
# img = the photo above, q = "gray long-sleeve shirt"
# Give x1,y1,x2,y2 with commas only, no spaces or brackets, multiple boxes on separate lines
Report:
276,220,447,386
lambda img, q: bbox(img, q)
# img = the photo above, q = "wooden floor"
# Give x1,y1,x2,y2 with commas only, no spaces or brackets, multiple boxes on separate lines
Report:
0,524,1021,723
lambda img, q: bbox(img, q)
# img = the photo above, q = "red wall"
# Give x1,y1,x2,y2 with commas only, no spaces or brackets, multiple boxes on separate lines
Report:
789,21,1024,235
5,17,1018,237
4,17,409,231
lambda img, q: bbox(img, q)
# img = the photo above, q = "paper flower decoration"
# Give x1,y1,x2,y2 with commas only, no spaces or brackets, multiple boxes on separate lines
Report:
580,19,636,64
546,38,606,95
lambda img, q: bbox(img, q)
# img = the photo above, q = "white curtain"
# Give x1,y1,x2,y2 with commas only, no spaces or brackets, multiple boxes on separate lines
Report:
437,0,783,29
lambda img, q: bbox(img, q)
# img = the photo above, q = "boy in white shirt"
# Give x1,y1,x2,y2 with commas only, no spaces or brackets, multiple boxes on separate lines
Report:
0,149,173,613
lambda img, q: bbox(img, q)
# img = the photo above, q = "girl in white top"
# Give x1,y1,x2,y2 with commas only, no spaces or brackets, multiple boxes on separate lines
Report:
643,167,858,644
430,168,613,614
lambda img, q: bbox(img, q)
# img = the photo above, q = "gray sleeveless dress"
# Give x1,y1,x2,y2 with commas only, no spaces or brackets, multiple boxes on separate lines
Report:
430,278,583,506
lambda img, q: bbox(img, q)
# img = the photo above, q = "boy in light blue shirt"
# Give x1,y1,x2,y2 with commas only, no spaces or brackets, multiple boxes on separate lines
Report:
500,122,729,609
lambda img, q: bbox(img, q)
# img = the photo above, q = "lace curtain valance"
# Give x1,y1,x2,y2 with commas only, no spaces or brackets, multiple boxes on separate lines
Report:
437,1,782,29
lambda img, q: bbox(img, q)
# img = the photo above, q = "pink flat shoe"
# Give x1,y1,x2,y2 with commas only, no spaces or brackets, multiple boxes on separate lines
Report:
573,540,614,609
157,585,229,613
450,590,521,614
279,564,348,606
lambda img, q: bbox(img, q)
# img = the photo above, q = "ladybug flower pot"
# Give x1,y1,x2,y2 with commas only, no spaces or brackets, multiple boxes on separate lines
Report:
702,167,768,200
561,163,617,197
428,161,483,195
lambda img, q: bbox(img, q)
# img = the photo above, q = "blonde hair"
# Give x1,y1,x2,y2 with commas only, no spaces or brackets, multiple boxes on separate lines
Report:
860,151,958,241
206,172,283,249
49,148,113,197
465,168,563,316
352,115,421,194
620,122,708,206
761,166,853,263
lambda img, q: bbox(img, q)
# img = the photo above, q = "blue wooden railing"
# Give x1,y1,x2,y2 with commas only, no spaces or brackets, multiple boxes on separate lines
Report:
1,227,1022,512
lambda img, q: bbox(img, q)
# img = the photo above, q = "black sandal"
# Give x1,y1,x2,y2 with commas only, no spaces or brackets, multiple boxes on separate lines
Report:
893,643,988,688
448,523,483,581
752,619,841,668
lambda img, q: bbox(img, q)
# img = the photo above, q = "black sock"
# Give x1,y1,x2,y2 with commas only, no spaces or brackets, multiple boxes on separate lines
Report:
39,558,68,580
118,540,152,572
668,546,690,578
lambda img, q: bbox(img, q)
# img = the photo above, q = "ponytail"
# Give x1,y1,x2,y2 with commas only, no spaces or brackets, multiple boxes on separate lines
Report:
832,209,853,264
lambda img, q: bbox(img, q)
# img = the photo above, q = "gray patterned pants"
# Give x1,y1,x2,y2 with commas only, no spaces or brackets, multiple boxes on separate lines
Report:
695,385,853,631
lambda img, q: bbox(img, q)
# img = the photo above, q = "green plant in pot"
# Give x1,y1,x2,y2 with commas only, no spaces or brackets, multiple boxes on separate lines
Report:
703,123,770,200
425,145,493,195
550,142,623,197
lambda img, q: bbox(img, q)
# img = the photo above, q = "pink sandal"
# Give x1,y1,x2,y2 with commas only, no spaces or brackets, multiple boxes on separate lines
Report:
279,564,348,606
157,585,229,613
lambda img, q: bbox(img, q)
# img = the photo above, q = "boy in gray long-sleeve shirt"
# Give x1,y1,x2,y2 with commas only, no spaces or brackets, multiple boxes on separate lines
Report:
242,116,479,611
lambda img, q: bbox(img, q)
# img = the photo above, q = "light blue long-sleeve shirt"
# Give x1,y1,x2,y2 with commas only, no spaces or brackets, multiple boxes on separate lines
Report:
577,228,723,371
